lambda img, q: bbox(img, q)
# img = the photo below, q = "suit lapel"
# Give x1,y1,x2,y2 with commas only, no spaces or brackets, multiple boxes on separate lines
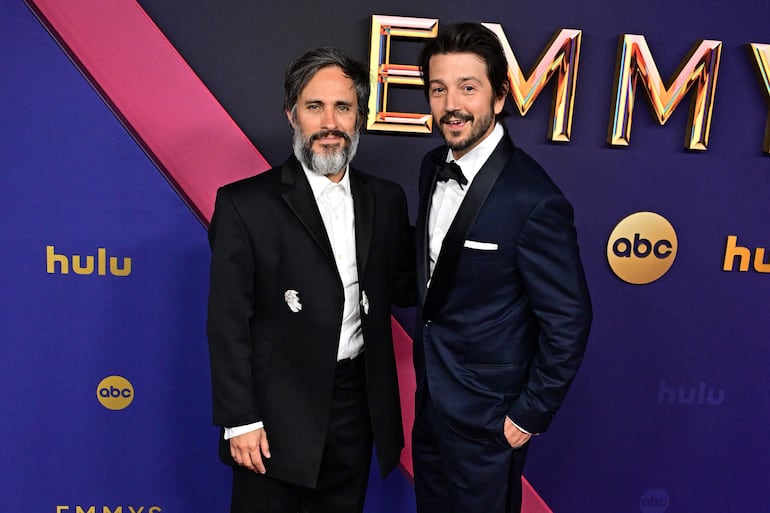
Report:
422,135,515,320
279,157,336,267
349,168,373,279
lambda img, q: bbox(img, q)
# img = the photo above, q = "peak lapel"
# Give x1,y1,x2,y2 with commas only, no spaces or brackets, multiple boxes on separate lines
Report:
279,157,336,266
422,136,514,320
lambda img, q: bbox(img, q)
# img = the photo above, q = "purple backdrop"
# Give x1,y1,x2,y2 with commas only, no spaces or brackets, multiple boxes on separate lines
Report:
2,0,769,512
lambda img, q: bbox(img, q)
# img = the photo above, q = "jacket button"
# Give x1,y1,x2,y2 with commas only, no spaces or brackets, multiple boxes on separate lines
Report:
425,320,432,327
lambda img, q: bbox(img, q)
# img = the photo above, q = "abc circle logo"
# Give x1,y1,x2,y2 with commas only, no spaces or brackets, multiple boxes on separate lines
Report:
97,375,134,410
607,212,678,284
639,488,669,513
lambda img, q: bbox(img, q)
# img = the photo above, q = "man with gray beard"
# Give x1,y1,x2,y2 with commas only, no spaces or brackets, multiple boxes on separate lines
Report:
206,47,415,513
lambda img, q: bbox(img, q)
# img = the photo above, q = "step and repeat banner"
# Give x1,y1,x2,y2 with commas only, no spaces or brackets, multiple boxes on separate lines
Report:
2,0,768,512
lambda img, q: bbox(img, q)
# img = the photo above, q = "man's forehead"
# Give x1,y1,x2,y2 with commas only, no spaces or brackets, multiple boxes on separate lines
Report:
428,52,489,82
300,66,355,93
430,52,487,69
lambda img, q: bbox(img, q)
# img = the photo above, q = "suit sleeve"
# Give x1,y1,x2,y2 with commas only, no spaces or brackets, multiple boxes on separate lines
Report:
506,193,592,434
206,187,261,428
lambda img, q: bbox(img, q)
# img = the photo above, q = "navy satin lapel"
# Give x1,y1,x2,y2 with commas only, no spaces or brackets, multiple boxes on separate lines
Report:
280,158,336,266
422,136,514,321
415,154,441,304
349,169,373,278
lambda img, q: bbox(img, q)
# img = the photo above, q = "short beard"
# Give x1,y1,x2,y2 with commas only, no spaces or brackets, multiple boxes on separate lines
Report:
439,108,495,155
292,125,359,177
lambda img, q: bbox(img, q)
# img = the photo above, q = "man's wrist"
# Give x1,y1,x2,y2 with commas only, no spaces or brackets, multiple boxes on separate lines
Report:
224,421,264,440
506,416,535,436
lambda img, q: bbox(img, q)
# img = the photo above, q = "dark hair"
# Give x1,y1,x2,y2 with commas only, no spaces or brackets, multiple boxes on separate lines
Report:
418,22,510,103
283,47,369,123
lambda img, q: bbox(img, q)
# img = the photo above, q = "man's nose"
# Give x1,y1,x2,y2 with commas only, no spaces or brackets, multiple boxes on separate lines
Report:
445,88,461,112
320,107,337,129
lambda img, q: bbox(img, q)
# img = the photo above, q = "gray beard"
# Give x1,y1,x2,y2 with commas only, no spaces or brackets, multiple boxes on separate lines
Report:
292,128,360,176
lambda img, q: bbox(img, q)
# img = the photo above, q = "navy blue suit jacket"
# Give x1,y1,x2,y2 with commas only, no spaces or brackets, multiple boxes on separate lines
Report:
414,133,592,440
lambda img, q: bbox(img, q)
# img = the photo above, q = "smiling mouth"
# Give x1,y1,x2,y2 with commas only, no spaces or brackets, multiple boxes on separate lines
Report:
440,111,473,129
445,120,468,129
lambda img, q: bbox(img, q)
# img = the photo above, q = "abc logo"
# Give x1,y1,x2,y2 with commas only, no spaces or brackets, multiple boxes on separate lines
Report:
96,375,134,410
639,488,669,513
607,212,678,284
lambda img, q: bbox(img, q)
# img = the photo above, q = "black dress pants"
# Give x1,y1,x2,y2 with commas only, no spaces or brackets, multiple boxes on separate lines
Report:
231,356,373,513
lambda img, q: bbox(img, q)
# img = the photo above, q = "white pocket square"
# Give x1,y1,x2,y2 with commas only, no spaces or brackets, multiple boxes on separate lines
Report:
463,239,498,251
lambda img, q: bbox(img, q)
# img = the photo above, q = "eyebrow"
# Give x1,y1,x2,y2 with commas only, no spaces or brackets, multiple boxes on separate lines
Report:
429,76,483,85
303,99,355,107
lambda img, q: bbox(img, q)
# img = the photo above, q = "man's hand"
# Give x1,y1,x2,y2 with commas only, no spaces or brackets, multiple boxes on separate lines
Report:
503,417,531,449
230,428,271,474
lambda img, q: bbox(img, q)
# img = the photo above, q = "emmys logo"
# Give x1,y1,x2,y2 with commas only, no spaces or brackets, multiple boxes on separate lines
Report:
640,488,669,513
607,212,678,284
46,245,132,277
96,376,134,411
56,506,161,513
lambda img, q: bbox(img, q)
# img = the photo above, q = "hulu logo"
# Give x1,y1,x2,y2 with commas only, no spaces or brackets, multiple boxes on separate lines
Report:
46,245,131,277
722,235,770,273
657,379,725,406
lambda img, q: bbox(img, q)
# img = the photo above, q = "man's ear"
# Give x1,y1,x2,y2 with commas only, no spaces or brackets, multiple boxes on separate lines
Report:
285,109,295,129
494,82,509,115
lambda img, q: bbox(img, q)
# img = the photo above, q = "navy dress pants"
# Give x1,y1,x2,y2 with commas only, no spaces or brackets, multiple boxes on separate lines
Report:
412,391,529,513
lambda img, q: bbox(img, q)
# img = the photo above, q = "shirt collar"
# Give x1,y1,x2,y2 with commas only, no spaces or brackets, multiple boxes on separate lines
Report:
301,162,352,200
447,122,505,182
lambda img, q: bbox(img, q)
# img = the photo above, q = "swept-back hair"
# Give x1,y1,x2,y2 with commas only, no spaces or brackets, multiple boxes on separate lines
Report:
283,47,369,123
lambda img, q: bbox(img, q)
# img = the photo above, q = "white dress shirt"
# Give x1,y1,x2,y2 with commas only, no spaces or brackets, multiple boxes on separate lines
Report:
225,164,363,440
303,165,363,362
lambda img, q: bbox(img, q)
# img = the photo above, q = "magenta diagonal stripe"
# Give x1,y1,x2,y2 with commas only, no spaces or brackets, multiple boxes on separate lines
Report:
26,2,553,511
26,0,270,223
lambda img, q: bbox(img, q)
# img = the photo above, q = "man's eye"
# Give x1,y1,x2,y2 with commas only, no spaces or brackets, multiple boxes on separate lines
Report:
431,87,445,95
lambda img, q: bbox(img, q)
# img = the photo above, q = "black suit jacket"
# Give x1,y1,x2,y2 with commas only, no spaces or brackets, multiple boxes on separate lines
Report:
414,133,592,441
207,155,414,488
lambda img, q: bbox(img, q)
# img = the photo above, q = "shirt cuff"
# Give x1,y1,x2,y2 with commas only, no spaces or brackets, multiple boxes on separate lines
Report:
224,421,264,440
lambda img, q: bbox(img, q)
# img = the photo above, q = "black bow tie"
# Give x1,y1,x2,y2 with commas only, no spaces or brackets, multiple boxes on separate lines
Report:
434,158,468,188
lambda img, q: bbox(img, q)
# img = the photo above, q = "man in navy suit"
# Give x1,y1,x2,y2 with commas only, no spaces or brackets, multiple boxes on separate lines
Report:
412,23,593,513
